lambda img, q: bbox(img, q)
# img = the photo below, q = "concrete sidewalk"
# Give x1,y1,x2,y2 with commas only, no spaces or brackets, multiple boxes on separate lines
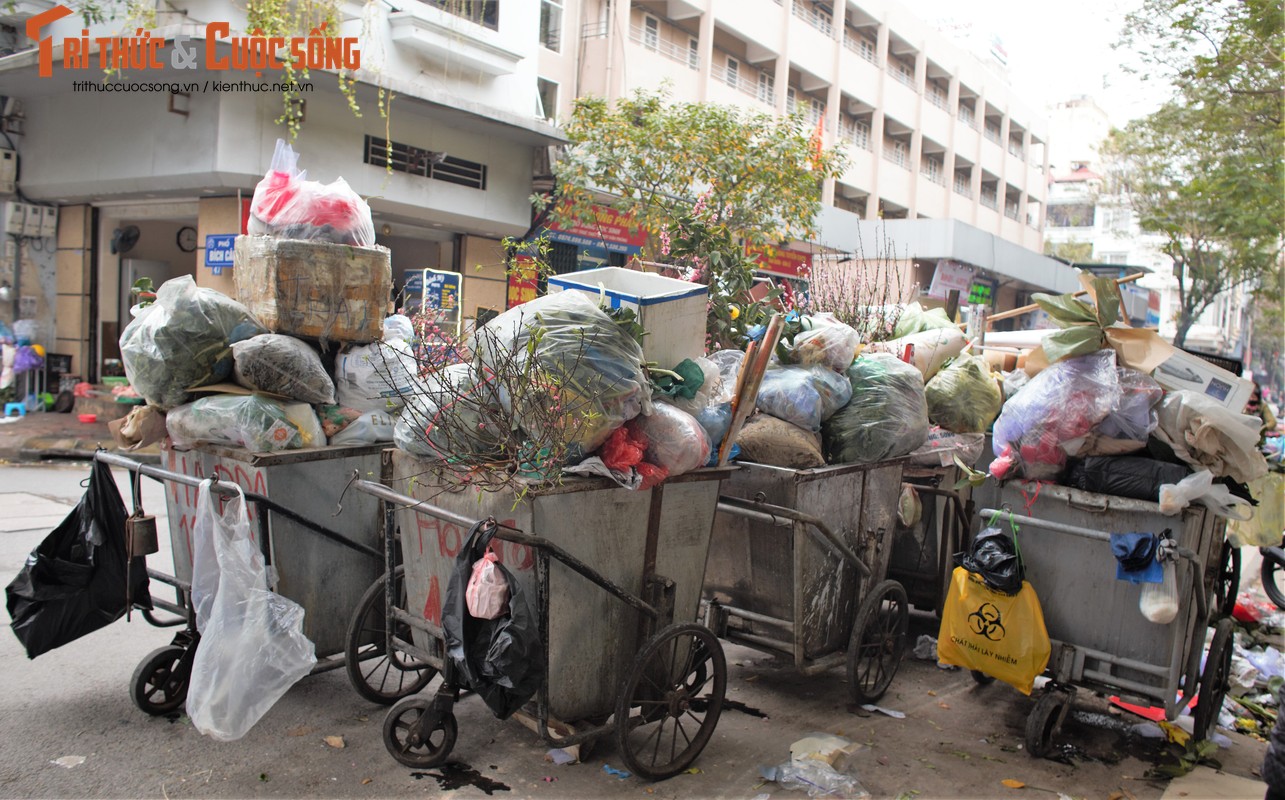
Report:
0,403,159,463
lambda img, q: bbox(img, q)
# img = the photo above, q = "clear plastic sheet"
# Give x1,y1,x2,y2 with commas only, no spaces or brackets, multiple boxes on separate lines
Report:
823,353,929,464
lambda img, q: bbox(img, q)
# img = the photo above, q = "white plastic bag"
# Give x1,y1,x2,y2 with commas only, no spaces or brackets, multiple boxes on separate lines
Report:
1158,469,1254,520
329,410,396,445
187,481,316,741
465,551,511,620
334,329,419,413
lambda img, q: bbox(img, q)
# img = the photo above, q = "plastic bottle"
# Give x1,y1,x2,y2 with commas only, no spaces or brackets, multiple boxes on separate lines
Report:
1140,560,1179,623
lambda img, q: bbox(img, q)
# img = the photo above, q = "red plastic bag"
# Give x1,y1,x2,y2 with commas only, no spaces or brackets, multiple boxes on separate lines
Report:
249,139,374,247
465,550,510,620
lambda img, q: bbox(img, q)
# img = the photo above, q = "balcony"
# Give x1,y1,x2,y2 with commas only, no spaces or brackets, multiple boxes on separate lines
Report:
843,33,877,64
980,191,999,210
983,123,1002,145
389,3,523,75
957,105,977,129
883,142,910,170
840,118,871,150
926,86,948,111
711,64,775,106
786,95,825,127
792,2,834,37
953,174,973,198
1004,202,1021,220
630,24,699,70
886,60,916,91
921,158,945,186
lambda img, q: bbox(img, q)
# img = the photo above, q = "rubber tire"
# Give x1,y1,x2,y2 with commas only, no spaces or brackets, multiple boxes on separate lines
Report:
1193,617,1234,741
131,645,189,716
1024,691,1067,759
345,567,436,705
614,622,727,781
1214,540,1241,618
847,580,910,705
382,697,458,769
970,670,996,686
1262,548,1285,611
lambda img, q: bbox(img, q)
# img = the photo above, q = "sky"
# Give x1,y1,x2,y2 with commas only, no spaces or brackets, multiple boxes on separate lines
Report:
912,0,1166,126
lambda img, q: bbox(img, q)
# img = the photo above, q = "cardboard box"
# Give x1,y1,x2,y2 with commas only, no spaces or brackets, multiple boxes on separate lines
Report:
1152,348,1253,411
547,267,708,367
233,236,391,344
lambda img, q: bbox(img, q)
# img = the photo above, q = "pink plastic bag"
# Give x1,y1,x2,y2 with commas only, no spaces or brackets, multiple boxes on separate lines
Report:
465,551,510,620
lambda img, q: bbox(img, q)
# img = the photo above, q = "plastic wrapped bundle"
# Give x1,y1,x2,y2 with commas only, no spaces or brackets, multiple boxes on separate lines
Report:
167,395,324,451
1097,368,1163,442
823,353,929,464
990,349,1121,480
924,354,1002,433
469,292,651,457
756,365,853,432
627,402,711,477
394,363,506,461
894,302,957,337
867,327,967,381
121,276,267,409
334,316,420,413
248,139,374,246
777,313,860,372
232,334,336,404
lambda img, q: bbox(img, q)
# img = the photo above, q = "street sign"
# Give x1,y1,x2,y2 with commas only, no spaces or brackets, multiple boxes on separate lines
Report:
205,234,236,275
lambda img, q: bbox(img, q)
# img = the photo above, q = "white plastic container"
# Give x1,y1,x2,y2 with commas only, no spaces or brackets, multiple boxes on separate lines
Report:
546,267,708,368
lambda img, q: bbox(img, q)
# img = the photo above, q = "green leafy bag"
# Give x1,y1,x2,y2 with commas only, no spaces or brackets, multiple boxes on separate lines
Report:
823,353,928,464
925,354,1003,433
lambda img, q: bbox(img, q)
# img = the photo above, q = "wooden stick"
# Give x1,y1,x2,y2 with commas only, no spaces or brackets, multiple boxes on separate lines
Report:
976,271,1146,326
718,315,785,466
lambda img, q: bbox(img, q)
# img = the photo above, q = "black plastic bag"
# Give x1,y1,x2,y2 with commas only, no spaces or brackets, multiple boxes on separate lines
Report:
1065,456,1191,502
442,521,542,720
5,459,151,659
955,526,1024,596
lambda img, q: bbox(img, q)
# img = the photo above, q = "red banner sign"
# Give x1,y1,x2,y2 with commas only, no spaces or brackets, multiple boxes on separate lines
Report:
746,244,810,277
506,256,539,309
546,204,647,250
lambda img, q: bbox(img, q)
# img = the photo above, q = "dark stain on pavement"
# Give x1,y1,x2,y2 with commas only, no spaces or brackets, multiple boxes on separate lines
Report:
411,762,510,794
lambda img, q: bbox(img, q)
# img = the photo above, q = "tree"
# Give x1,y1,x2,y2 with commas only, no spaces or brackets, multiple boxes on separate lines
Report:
540,86,848,248
1108,0,1283,347
1044,241,1094,263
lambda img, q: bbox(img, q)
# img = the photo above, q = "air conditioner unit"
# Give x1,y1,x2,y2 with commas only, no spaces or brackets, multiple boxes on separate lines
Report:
0,148,14,195
21,203,40,237
0,200,23,235
39,206,57,238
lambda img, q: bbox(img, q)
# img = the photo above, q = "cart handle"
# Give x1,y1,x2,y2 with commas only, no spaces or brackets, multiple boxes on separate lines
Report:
94,450,382,561
716,495,871,578
350,478,660,620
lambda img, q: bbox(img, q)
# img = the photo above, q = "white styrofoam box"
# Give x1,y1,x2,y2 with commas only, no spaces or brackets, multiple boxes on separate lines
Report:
546,266,709,368
1152,348,1253,412
38,205,57,238
20,203,40,237
0,200,23,235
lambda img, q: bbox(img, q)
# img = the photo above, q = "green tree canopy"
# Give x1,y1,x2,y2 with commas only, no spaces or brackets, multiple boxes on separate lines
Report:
541,86,848,248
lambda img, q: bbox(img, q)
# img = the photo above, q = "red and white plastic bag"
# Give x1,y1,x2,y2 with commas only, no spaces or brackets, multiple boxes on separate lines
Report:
465,550,510,620
249,139,375,247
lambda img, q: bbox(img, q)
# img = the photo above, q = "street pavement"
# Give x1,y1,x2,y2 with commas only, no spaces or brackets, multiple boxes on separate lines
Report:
0,462,1270,799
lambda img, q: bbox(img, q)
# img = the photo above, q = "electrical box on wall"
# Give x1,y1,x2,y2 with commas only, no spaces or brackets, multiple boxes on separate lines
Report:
20,203,40,237
1,200,23,235
0,148,14,195
39,206,57,238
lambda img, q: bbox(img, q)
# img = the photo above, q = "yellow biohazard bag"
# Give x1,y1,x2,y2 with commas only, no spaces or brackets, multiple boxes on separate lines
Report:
937,567,1051,695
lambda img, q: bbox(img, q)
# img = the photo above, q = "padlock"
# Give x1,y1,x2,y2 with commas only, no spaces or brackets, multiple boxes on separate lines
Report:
127,511,159,556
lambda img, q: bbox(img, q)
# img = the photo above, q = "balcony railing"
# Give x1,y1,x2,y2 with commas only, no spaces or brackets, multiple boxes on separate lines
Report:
926,86,948,110
843,33,877,63
883,142,910,169
921,158,945,185
958,106,976,129
886,60,916,90
839,118,871,150
787,95,825,126
711,64,775,106
630,24,699,69
1007,141,1025,159
953,174,973,197
980,191,999,210
792,2,834,36
1004,203,1021,220
581,20,608,38
983,124,1002,144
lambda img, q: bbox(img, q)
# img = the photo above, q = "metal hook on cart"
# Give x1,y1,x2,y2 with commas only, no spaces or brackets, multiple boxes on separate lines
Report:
334,470,361,517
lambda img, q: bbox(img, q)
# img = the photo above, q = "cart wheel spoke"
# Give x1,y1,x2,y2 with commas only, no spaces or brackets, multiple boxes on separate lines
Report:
346,567,437,705
615,623,726,781
847,580,909,706
383,697,456,769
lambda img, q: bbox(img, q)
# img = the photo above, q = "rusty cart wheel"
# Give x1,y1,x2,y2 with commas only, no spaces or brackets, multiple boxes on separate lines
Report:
383,696,457,769
970,670,996,686
1025,689,1072,758
1193,617,1234,741
131,645,190,716
346,566,436,705
847,580,909,704
615,623,726,781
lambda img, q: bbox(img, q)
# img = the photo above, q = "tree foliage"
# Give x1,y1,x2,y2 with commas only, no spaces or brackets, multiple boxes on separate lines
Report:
1109,0,1283,347
541,86,848,248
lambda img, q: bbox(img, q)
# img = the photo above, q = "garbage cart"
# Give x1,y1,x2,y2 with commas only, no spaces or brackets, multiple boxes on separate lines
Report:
888,465,974,617
702,459,909,704
349,449,733,780
981,481,1230,756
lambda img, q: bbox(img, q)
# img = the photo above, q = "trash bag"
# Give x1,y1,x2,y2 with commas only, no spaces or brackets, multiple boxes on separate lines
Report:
627,401,710,477
6,459,151,659
823,354,929,464
443,521,542,720
867,327,967,381
167,394,322,451
736,413,826,469
248,138,375,247
936,567,1051,695
707,349,746,394
955,526,1024,596
924,354,1002,433
695,402,733,449
469,292,651,457
232,334,336,405
120,275,267,409
894,301,957,337
1097,368,1163,442
1152,390,1269,484
990,349,1121,481
13,345,43,374
1065,456,1190,503
328,410,396,446
393,363,506,460
186,480,316,740
334,317,421,413
1228,472,1285,547
465,551,510,620
1157,469,1254,519
777,313,860,372
909,426,986,467
757,365,853,432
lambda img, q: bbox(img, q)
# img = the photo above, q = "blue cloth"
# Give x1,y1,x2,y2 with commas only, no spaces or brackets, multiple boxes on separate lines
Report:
1110,532,1164,584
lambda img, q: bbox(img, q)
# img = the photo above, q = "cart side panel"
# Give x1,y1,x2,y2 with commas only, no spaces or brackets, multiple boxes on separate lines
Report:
792,473,864,657
997,483,1214,704
856,461,905,590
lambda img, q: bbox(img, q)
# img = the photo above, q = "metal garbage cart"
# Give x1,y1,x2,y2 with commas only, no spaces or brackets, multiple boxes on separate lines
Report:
96,446,429,717
980,481,1231,757
701,458,909,703
348,449,733,780
888,464,974,617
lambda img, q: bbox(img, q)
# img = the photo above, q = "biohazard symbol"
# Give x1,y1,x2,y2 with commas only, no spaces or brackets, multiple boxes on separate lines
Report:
968,602,1006,641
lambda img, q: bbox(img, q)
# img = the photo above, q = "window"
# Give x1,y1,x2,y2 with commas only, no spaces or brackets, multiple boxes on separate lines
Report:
364,135,488,190
539,0,562,52
726,57,740,88
643,15,659,51
427,0,498,31
688,38,698,69
757,72,775,103
859,37,876,63
536,78,557,122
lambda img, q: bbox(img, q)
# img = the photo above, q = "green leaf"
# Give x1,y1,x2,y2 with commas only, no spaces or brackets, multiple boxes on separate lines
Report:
1041,326,1106,364
1033,293,1098,326
1091,277,1122,327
